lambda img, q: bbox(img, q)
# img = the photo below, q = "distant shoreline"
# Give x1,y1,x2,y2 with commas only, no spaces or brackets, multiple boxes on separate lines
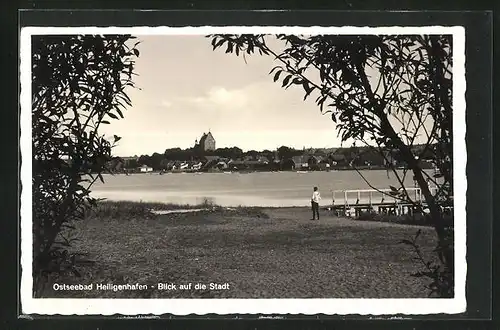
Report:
110,166,405,175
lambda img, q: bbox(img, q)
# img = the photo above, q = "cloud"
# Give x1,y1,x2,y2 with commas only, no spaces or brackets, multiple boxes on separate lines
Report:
188,86,249,108
160,100,173,108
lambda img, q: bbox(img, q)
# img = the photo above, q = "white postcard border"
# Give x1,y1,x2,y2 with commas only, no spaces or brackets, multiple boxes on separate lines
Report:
20,25,467,315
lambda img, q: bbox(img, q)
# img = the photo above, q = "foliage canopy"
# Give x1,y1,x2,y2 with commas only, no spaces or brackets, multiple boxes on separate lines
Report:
32,34,140,292
209,33,454,297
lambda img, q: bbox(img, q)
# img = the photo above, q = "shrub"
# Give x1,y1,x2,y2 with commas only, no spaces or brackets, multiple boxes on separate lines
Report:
32,35,140,293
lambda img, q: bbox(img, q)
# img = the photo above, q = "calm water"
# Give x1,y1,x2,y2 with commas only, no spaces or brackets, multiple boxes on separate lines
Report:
91,170,428,207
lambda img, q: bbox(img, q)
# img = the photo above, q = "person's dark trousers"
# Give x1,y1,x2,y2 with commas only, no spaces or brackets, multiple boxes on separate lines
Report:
311,201,319,220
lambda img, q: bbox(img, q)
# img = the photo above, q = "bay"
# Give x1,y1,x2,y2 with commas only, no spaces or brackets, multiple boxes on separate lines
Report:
90,170,436,207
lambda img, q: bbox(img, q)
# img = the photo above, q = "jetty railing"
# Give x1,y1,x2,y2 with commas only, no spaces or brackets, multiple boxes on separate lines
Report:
329,186,439,217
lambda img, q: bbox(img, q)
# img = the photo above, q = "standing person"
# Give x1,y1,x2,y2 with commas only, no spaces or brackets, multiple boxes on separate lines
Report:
311,186,321,220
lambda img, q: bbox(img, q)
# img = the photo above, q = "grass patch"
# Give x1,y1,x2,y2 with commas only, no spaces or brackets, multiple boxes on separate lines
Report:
84,199,269,221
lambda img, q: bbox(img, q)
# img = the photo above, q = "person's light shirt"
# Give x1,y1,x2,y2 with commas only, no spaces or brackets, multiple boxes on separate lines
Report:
312,191,321,203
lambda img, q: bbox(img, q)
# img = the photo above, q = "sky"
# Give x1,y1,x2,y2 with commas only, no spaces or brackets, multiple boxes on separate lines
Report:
99,35,345,157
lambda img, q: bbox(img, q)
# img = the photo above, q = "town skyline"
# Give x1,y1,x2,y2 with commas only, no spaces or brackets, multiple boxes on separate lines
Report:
99,34,435,158
99,35,353,157
117,129,346,158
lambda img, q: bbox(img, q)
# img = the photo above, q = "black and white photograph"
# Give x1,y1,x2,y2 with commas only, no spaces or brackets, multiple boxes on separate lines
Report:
20,26,466,315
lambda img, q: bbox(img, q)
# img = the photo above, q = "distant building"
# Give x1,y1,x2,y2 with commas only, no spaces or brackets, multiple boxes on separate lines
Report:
194,131,216,152
309,155,323,164
216,160,229,170
257,156,270,164
203,155,220,162
165,160,176,170
192,162,203,171
228,160,262,170
202,156,220,170
291,156,309,169
329,153,347,166
139,164,153,173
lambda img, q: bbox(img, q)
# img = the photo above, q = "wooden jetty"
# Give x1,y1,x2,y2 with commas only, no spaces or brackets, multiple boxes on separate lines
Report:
324,187,442,217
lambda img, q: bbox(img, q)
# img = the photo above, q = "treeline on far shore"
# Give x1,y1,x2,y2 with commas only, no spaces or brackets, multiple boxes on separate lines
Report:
105,144,437,174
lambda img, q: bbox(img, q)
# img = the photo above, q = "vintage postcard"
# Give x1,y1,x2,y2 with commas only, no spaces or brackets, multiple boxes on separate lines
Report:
20,25,466,315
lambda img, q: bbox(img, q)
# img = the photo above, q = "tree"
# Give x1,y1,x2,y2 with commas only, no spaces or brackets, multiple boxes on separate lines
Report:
106,157,124,172
209,34,453,297
150,152,164,170
159,158,171,170
214,146,243,159
138,154,151,166
123,158,138,169
244,149,259,159
32,34,139,293
277,146,293,160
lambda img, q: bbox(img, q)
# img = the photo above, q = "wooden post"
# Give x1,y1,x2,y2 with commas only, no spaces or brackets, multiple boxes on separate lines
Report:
357,191,360,204
344,191,347,216
369,191,372,207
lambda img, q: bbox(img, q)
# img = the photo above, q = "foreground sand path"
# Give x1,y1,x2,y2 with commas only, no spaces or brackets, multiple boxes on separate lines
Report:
45,206,439,299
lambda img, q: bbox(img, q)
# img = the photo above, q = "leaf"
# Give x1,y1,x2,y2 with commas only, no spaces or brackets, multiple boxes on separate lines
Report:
113,135,122,143
282,75,292,88
399,239,413,245
71,267,82,277
132,48,140,57
269,66,281,75
80,86,92,94
115,107,124,118
108,112,118,119
303,81,314,101
273,70,282,82
215,38,225,49
389,185,398,191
